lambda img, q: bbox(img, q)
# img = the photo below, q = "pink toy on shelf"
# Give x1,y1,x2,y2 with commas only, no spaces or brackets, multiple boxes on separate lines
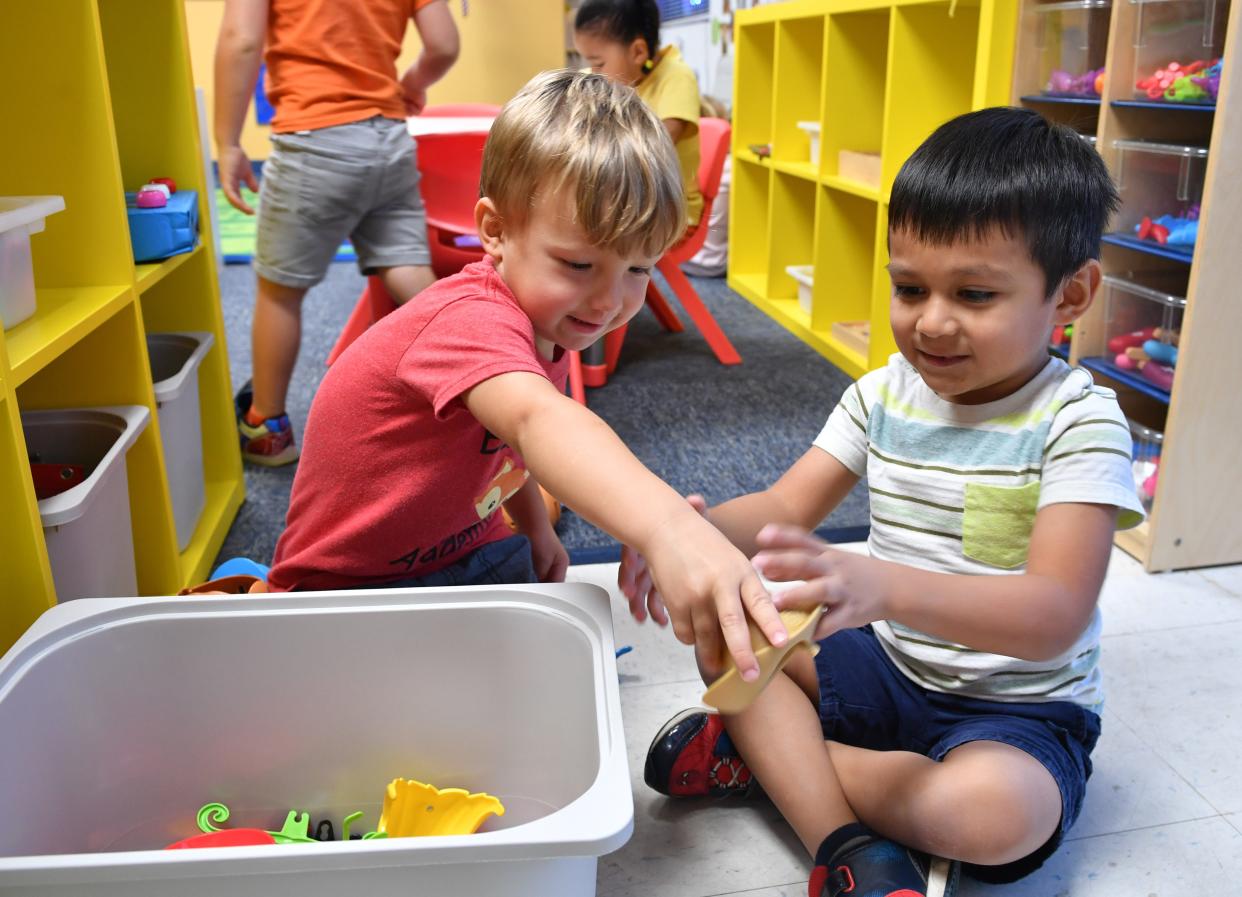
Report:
1140,361,1175,391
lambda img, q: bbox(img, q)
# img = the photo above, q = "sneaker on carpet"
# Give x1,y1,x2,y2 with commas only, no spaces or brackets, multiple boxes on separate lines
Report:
643,708,755,798
235,379,299,467
810,823,960,897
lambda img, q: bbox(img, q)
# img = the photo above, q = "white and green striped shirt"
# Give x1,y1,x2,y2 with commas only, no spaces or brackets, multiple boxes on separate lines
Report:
816,354,1145,710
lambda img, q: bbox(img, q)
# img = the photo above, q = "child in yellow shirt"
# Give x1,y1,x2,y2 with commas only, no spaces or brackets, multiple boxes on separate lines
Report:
574,0,704,229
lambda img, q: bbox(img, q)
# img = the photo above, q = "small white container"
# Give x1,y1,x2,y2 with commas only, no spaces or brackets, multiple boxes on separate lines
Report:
0,582,631,897
21,405,149,601
147,332,214,551
0,195,65,330
786,264,814,313
796,121,821,164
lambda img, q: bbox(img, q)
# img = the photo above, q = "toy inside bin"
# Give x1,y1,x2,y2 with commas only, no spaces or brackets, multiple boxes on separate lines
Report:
0,195,65,330
0,583,631,897
1130,0,1229,104
1096,273,1186,394
1109,139,1208,259
21,405,149,601
1017,0,1111,100
148,332,214,551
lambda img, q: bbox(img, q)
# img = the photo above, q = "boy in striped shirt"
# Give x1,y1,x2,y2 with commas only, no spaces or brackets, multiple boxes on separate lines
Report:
632,107,1145,896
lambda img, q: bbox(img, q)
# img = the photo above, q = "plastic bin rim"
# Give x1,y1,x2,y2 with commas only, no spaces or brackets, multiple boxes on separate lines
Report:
1112,138,1209,157
0,195,65,236
1127,418,1164,443
147,331,214,404
1101,274,1188,308
22,405,150,528
0,583,634,879
1030,0,1111,13
785,264,814,285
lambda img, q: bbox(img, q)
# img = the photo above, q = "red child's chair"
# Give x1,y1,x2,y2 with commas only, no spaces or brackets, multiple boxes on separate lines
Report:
573,117,741,390
326,118,494,365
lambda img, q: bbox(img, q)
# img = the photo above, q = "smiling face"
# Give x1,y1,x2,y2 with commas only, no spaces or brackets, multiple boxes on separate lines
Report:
573,28,649,86
476,188,658,359
886,227,1098,405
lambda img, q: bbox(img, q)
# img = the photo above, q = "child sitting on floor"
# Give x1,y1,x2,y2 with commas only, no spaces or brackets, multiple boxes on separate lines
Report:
625,106,1144,897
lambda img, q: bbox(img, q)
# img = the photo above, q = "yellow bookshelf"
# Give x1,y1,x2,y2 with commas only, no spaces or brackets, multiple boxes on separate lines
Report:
0,0,244,652
728,0,1020,379
1012,0,1241,572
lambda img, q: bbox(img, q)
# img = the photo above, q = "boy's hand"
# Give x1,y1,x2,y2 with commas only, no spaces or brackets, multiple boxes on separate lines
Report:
643,508,786,681
401,75,429,116
753,523,893,640
618,494,709,626
527,526,569,584
218,145,258,215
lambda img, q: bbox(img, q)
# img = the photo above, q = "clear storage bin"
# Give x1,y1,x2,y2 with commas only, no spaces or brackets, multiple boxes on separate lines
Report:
21,406,150,601
1020,1,1112,99
0,583,631,897
1129,419,1163,510
1109,139,1208,260
148,332,214,551
1094,274,1185,395
1130,0,1229,104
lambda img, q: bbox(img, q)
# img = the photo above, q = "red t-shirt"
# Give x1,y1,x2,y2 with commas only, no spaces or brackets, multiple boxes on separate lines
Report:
268,260,568,591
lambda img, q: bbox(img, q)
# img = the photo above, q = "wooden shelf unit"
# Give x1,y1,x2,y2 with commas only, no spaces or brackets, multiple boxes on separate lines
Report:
1014,0,1240,571
0,0,245,653
728,0,1021,380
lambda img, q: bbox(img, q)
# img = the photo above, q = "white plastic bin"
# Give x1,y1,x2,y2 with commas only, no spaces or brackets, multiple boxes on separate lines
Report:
786,264,814,313
0,582,631,897
148,332,214,551
796,121,821,164
21,406,149,601
0,195,65,330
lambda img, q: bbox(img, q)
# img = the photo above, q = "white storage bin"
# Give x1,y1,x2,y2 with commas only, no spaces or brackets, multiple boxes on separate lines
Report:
21,405,149,601
786,264,814,313
796,121,821,164
0,195,65,330
0,583,630,897
147,332,214,551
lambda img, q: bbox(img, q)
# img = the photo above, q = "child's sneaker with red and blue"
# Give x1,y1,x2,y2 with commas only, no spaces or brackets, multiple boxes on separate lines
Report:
235,380,299,467
810,823,959,897
644,708,755,797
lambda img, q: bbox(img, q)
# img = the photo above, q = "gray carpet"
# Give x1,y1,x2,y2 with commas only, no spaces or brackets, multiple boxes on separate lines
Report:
213,261,870,570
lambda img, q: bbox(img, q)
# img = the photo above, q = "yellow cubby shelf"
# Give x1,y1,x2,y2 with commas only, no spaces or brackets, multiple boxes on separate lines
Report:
728,0,1019,378
0,0,244,653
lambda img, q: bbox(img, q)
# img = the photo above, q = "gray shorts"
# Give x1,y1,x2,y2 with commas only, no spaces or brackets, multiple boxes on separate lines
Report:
255,116,431,289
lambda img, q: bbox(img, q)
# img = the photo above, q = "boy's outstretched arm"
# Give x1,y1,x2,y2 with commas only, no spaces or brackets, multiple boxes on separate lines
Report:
214,0,268,214
401,0,460,115
618,448,859,621
758,501,1117,661
464,371,789,679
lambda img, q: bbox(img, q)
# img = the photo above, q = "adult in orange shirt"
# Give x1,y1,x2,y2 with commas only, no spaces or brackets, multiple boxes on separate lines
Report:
215,0,458,466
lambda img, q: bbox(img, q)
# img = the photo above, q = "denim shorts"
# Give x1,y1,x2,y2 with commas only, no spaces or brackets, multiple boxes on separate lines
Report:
814,625,1102,883
380,534,537,589
256,116,431,289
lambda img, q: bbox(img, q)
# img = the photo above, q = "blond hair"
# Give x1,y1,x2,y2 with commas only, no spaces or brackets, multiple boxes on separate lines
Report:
480,69,686,259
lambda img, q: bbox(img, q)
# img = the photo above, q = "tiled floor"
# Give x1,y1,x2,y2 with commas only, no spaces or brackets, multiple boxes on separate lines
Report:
567,547,1242,897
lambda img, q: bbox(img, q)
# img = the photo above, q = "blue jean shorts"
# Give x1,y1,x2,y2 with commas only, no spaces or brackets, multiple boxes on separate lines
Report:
814,625,1101,883
380,534,537,589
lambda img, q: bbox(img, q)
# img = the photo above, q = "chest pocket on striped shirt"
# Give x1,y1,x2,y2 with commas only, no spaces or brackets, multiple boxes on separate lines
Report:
961,481,1041,569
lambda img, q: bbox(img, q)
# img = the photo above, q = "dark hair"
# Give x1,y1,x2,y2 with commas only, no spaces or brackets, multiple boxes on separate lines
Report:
574,0,661,60
888,107,1119,297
